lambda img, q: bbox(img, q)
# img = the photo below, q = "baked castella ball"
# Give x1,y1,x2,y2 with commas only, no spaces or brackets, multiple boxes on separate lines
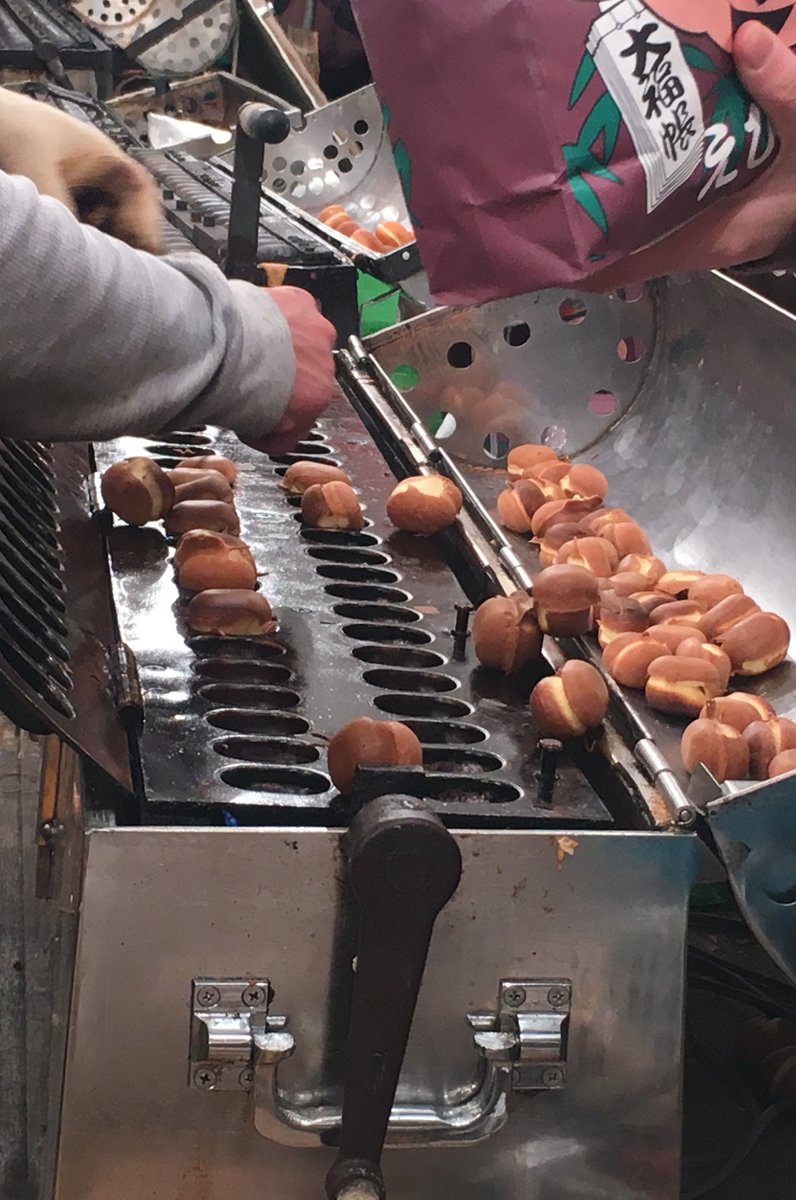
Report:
386,475,463,534
680,718,749,783
174,531,257,592
530,660,609,738
327,717,423,793
164,499,240,536
179,454,237,483
534,564,599,637
281,461,352,494
301,481,364,530
472,591,543,674
101,457,175,526
186,589,276,636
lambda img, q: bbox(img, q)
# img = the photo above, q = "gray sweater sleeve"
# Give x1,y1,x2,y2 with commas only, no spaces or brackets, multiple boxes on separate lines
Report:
0,170,296,442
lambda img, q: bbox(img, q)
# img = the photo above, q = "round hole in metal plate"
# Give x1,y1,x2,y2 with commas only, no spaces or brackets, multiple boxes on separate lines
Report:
427,411,457,439
290,182,306,199
503,322,531,346
290,160,305,176
400,719,487,745
272,156,287,172
187,636,285,659
424,777,521,805
374,694,473,719
354,118,369,136
338,158,353,174
353,645,444,668
302,529,380,548
616,283,645,303
198,684,300,708
219,765,330,795
323,144,338,160
540,424,568,453
316,565,400,584
588,390,617,417
193,660,292,684
423,748,503,774
558,299,587,326
389,363,418,391
272,178,287,193
307,547,390,566
343,625,430,647
447,341,473,369
335,604,420,624
325,584,411,603
212,737,320,765
482,432,511,460
363,668,457,694
617,336,646,364
206,710,310,735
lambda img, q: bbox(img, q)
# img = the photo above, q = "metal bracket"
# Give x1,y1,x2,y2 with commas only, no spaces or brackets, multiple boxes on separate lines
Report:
470,979,571,1091
188,975,570,1138
189,977,271,1092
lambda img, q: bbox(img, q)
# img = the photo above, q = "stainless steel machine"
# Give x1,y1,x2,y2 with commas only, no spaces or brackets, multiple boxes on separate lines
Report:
2,85,796,1200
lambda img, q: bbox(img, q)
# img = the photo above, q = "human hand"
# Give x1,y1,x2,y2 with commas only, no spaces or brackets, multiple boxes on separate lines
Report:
241,286,337,455
0,87,162,252
584,23,796,291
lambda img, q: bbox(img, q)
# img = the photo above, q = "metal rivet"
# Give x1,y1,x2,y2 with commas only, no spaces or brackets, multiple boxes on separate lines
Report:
502,986,526,1008
196,985,221,1008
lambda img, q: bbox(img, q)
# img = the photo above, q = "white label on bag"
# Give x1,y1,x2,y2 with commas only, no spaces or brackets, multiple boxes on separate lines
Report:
587,0,705,212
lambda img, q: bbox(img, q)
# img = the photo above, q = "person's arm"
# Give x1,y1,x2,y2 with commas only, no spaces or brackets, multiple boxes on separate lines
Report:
0,169,297,443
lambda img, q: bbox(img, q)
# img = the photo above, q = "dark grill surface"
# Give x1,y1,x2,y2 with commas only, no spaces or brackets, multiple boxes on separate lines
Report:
96,403,611,829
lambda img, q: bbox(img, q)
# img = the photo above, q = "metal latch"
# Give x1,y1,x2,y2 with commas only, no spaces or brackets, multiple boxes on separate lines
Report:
188,974,570,1142
189,977,272,1092
470,979,571,1090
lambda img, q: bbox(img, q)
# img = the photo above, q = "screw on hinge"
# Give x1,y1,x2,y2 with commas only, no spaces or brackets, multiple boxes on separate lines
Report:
547,986,569,1008
196,986,221,1009
542,1066,565,1087
241,985,267,1007
502,986,527,1008
193,1067,218,1090
238,1068,254,1090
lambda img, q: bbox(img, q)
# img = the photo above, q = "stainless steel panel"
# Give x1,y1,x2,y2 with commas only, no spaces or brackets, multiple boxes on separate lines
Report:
56,826,695,1199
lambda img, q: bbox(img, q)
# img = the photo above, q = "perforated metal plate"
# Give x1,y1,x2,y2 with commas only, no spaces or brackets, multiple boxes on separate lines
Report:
363,285,658,465
68,0,235,77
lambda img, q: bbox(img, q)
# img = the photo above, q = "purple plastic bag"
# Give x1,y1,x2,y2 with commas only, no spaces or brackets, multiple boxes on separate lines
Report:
350,0,791,304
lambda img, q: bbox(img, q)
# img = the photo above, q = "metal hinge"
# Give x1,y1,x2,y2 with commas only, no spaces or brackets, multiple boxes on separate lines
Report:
470,979,571,1090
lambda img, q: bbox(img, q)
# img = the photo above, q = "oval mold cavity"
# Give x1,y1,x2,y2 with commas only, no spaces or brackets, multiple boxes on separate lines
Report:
400,720,488,745
219,765,330,794
422,748,503,774
193,660,292,685
187,636,285,659
206,710,310,735
363,668,457,694
325,584,410,603
316,565,400,584
374,694,473,719
352,645,444,668
212,737,320,765
198,684,300,708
